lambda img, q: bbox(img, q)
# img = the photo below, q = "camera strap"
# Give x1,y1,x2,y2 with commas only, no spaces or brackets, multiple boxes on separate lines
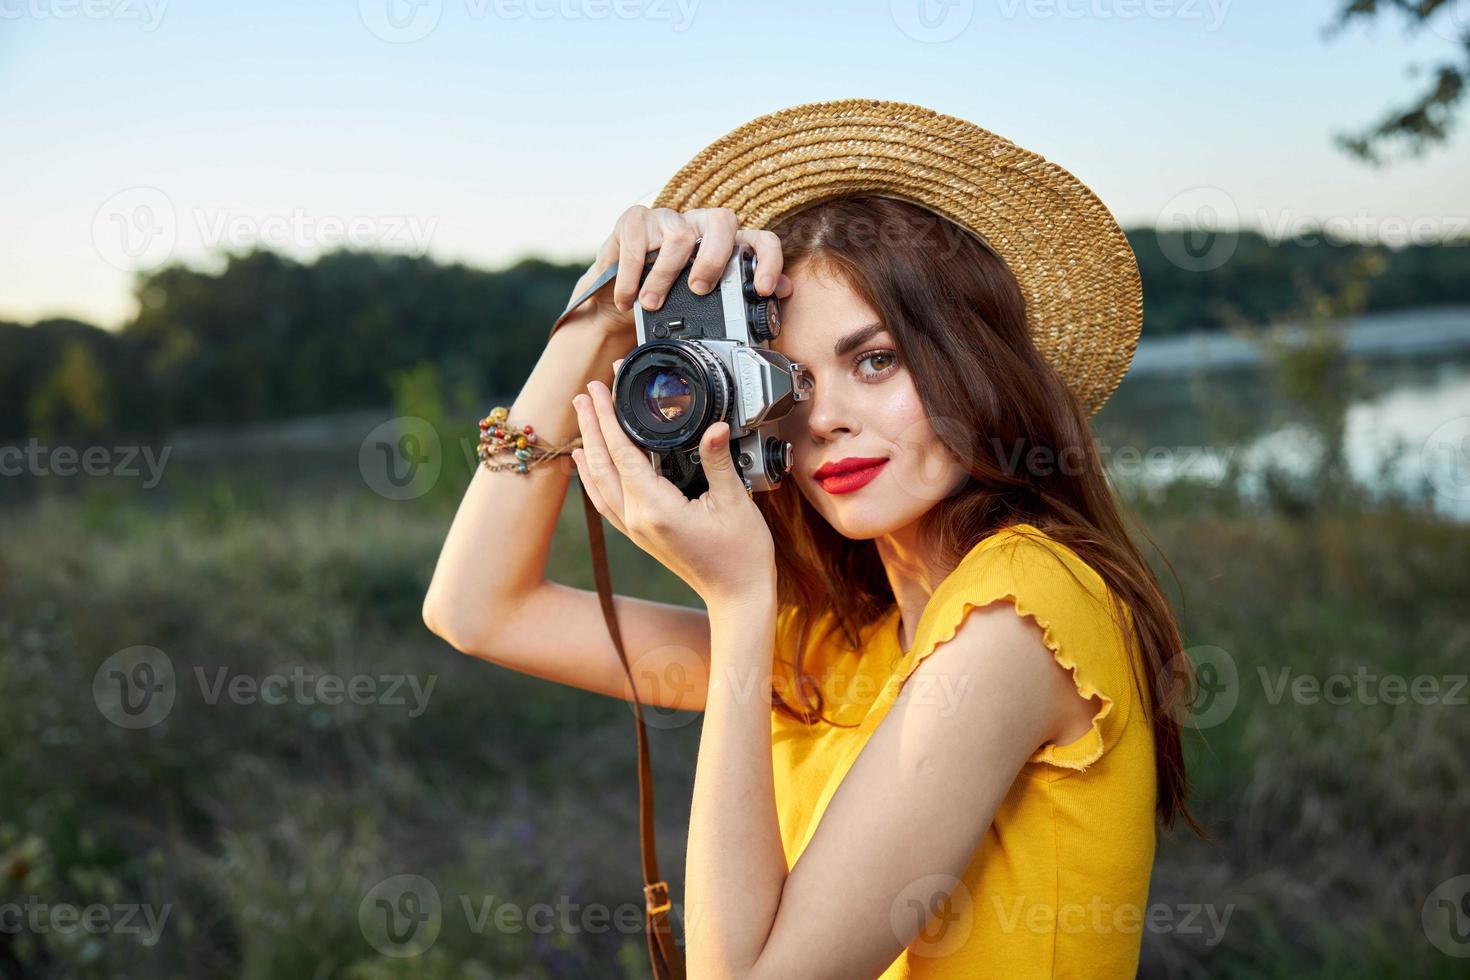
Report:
547,262,687,980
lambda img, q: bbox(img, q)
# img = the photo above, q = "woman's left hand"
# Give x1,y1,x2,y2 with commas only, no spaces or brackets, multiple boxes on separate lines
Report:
571,363,775,610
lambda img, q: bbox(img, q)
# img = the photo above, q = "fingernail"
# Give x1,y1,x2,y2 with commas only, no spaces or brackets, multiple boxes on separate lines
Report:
640,291,657,307
689,278,708,294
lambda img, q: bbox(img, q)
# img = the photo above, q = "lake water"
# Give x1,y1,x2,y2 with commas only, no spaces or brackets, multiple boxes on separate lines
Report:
3,307,1467,520
1096,306,1470,520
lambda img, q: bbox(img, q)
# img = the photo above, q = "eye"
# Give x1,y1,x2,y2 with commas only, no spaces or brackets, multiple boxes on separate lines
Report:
854,348,899,380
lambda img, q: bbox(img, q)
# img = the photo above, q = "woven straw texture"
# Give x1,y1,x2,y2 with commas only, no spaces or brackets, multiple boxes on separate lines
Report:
651,98,1143,417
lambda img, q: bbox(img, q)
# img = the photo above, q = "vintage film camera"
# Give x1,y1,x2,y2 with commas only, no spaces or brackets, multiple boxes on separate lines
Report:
612,242,812,498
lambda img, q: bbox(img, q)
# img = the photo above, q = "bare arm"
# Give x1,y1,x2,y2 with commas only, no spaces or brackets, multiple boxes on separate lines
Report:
683,591,1097,979
420,310,715,710
422,204,788,713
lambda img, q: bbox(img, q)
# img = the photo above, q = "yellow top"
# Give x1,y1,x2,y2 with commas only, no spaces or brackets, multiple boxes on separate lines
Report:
771,523,1157,978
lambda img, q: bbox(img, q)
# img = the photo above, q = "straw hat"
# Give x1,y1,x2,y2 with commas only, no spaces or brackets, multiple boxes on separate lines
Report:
649,98,1143,417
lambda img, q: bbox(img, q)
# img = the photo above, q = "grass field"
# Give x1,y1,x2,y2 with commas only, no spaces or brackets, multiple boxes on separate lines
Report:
2,406,1468,977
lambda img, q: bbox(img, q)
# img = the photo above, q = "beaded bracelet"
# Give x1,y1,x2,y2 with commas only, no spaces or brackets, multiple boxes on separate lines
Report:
476,405,582,474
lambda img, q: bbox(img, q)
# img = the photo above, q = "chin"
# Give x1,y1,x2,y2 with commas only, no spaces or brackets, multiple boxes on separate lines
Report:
799,481,922,541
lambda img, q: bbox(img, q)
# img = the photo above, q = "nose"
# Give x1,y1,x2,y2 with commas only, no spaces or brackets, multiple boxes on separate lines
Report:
790,373,858,445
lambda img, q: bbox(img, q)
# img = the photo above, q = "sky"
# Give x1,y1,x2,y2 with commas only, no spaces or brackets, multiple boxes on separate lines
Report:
2,0,1468,328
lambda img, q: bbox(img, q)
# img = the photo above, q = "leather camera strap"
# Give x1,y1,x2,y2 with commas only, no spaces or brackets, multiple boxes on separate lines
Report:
548,261,686,979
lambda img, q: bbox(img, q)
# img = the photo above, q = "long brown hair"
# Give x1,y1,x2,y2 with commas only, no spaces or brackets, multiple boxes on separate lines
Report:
754,195,1202,835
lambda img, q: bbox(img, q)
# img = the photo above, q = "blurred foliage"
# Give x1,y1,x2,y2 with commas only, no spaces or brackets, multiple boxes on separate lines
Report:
1325,0,1469,165
3,235,1470,443
0,249,583,443
0,426,1465,975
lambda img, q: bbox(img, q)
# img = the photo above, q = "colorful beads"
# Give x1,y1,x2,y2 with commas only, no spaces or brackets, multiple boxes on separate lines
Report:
475,404,579,476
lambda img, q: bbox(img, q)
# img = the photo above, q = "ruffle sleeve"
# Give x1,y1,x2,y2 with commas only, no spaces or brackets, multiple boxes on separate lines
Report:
891,526,1139,773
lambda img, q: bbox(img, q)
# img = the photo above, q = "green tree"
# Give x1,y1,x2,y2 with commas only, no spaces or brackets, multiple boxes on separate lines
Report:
1326,0,1470,164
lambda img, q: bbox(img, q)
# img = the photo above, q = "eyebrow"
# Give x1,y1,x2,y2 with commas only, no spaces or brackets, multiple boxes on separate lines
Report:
833,321,889,358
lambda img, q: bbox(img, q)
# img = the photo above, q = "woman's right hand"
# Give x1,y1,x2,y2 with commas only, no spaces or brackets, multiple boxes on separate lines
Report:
560,205,794,343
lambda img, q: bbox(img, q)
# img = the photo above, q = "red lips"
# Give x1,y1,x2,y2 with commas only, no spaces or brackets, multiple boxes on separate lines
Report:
813,456,889,480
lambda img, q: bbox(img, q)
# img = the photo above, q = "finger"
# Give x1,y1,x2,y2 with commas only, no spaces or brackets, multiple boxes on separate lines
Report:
612,206,651,313
685,208,739,295
585,379,661,501
571,447,630,537
572,392,626,515
735,228,784,295
638,210,698,310
774,273,794,299
698,421,750,505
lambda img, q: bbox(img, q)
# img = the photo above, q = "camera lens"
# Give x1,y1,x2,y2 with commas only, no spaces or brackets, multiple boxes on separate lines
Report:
643,370,693,421
613,341,730,452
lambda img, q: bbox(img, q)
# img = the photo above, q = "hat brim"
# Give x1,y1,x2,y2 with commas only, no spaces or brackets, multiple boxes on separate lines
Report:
651,98,1142,417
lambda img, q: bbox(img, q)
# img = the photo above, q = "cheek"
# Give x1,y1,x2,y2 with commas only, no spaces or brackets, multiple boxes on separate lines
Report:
875,379,932,450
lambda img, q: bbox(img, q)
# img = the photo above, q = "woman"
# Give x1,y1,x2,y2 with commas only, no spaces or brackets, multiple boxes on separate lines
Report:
423,99,1200,978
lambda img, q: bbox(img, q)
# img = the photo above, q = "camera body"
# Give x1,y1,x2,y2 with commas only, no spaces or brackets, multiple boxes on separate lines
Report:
612,243,812,499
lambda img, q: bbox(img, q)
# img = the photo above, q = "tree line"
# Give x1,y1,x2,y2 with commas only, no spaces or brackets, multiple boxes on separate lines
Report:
2,230,1467,441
